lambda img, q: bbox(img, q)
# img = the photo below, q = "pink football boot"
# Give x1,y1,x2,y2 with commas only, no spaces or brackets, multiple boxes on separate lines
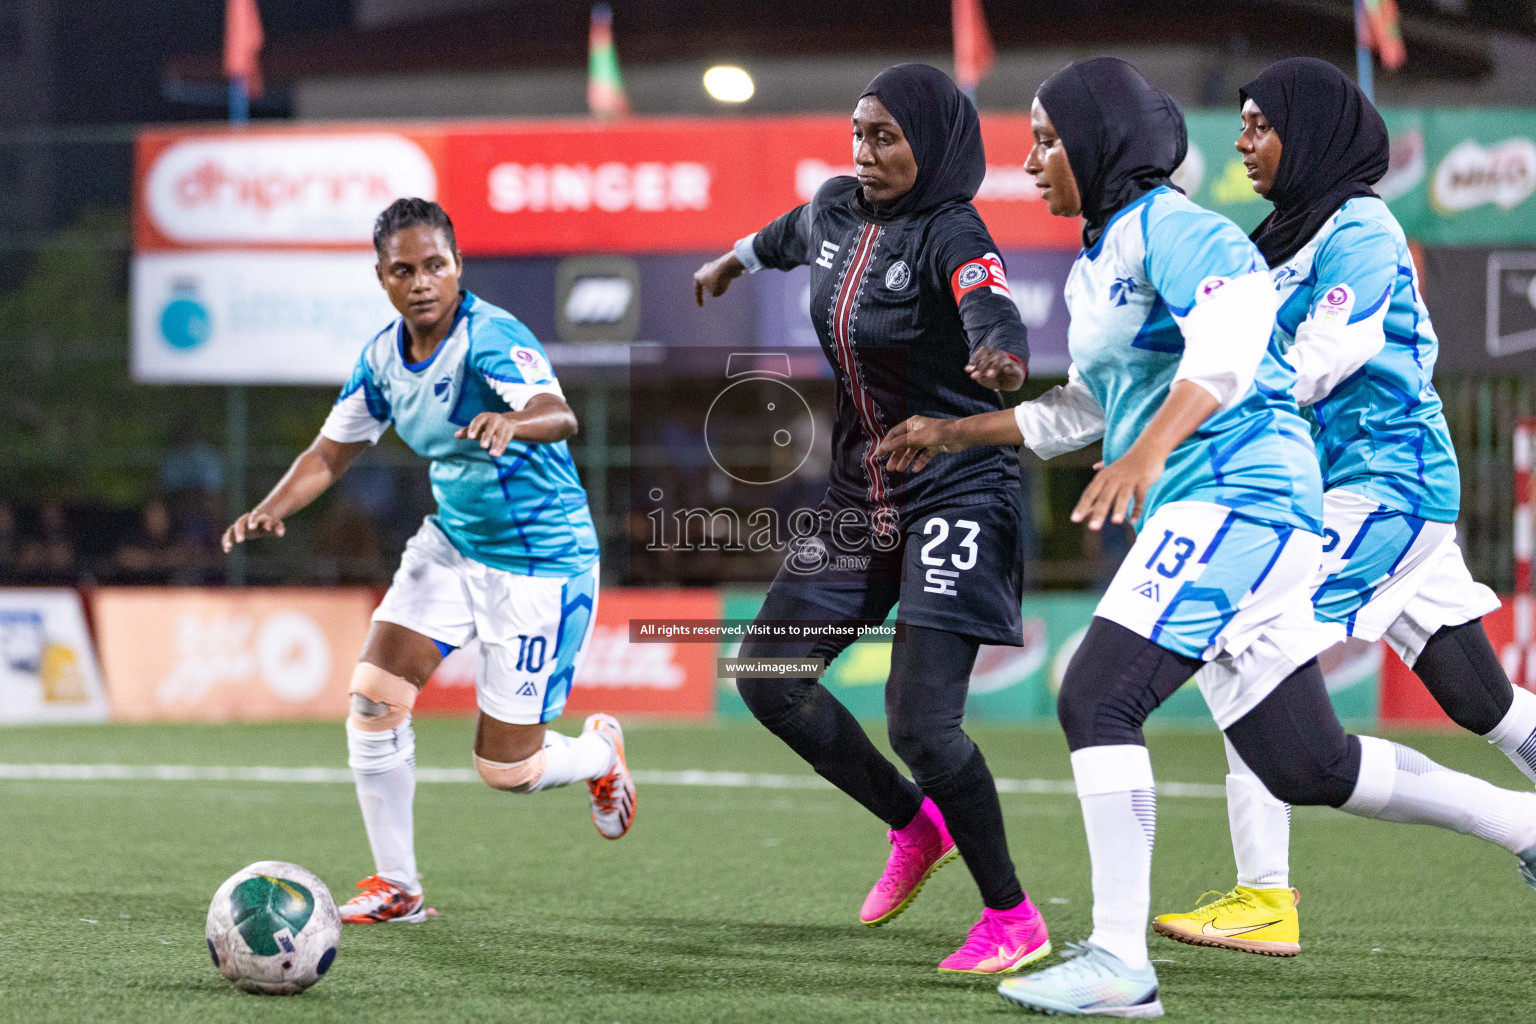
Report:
859,797,958,926
937,898,1052,974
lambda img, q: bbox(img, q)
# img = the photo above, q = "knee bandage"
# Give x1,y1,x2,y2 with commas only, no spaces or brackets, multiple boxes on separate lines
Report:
347,664,419,732
474,751,548,793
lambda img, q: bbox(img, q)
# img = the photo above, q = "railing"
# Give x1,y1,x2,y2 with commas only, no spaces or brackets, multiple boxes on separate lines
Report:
1511,418,1535,690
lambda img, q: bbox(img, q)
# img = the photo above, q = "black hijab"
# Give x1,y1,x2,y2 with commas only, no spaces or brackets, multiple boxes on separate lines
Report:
1035,58,1187,249
857,63,986,221
1242,57,1390,267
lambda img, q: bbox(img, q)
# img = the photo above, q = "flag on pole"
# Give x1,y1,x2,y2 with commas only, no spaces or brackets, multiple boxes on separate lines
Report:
588,4,630,119
1360,0,1406,71
224,0,265,98
952,0,996,97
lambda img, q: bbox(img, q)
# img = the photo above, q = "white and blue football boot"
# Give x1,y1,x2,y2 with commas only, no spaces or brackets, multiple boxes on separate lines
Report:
997,942,1162,1017
1519,842,1536,892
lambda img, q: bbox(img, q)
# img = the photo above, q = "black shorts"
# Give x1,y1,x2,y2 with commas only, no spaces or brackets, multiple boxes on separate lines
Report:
760,495,1025,647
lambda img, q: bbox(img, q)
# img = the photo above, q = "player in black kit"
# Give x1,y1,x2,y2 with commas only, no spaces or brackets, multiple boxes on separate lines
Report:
692,63,1049,975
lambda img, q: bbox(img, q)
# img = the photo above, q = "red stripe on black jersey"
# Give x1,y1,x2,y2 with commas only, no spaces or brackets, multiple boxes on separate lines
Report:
827,223,896,530
950,252,1011,304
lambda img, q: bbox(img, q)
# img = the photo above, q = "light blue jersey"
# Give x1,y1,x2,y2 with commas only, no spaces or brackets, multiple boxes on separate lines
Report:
1271,197,1459,522
322,290,599,577
1064,187,1322,533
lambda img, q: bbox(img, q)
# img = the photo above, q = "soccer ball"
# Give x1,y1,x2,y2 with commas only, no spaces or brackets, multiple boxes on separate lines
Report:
205,861,341,995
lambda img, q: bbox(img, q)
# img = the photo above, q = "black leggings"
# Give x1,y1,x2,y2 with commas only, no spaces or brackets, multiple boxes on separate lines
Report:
738,588,1025,909
1058,617,1362,808
1414,619,1514,735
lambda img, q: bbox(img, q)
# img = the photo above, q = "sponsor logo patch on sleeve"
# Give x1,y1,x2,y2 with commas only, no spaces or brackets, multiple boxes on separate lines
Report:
509,345,554,384
1194,276,1230,304
950,252,1011,303
1313,283,1356,327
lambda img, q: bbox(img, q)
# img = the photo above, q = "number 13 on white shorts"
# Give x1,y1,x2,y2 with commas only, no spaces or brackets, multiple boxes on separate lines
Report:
1096,501,1320,661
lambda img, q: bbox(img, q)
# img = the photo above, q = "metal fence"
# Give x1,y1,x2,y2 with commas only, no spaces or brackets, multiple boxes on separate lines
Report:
1443,372,1536,593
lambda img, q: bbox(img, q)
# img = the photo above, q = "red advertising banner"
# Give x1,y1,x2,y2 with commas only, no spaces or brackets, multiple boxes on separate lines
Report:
134,116,1080,256
414,588,720,719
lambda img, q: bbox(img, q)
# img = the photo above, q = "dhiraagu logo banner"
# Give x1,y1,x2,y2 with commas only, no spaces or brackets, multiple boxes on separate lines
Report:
717,590,1380,727
1181,108,1536,247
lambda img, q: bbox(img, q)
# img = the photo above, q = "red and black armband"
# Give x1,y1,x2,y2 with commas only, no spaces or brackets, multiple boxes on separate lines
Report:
950,252,1012,304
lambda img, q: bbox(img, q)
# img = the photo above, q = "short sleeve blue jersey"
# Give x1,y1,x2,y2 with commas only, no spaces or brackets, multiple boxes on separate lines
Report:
1270,197,1459,522
1065,187,1322,533
322,291,599,577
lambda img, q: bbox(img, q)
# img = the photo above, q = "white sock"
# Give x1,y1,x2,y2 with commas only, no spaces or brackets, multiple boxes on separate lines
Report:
1485,686,1536,785
347,719,420,893
1223,736,1291,888
1072,745,1155,971
526,728,615,792
1343,735,1536,854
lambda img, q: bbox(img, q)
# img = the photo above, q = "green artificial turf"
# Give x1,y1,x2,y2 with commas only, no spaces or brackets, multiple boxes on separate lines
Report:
2,719,1534,1023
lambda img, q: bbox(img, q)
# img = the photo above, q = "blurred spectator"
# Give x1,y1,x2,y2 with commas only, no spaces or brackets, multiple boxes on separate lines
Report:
112,497,216,584
0,501,18,580
1086,520,1136,589
313,494,385,584
660,416,711,509
1018,460,1041,590
17,498,77,582
335,457,414,550
160,418,225,551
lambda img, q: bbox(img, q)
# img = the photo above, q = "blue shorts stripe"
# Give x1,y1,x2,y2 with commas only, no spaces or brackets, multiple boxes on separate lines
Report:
539,566,597,722
1199,512,1238,565
1247,525,1294,595
1384,514,1428,575
1341,505,1391,560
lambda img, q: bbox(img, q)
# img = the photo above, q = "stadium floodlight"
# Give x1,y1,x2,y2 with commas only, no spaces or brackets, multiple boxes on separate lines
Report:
703,65,754,103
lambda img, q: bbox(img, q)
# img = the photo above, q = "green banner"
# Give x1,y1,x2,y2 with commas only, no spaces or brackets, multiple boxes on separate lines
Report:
716,590,1378,727
1181,108,1536,246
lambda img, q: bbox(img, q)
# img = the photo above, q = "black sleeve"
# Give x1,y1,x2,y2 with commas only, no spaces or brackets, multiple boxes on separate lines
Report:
928,206,1030,368
751,203,815,271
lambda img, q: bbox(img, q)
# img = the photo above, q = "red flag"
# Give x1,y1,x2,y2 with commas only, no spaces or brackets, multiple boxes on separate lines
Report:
1363,0,1407,71
224,0,265,97
952,0,996,95
588,4,630,119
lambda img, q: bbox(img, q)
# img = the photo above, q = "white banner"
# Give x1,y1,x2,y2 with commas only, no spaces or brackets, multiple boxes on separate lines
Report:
142,133,437,246
0,589,110,725
131,251,398,384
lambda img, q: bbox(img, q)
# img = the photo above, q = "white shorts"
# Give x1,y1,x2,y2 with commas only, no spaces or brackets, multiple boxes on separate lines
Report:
373,519,599,725
1194,488,1500,728
1310,488,1499,666
1095,501,1338,729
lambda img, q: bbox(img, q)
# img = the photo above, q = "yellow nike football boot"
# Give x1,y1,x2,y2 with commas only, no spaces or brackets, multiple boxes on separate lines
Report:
1152,886,1300,956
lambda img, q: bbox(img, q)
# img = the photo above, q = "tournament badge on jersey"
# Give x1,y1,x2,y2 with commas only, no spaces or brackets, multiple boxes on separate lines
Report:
1195,276,1229,304
1314,284,1355,328
510,346,555,386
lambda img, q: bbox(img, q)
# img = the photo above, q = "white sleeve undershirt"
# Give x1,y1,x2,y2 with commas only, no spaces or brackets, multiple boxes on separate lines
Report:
1170,270,1279,410
1286,291,1390,407
1011,363,1106,460
484,376,566,412
734,233,764,274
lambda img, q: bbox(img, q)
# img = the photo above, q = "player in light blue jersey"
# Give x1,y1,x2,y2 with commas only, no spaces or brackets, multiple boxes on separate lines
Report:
877,59,1536,1017
1156,57,1536,959
223,199,635,924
